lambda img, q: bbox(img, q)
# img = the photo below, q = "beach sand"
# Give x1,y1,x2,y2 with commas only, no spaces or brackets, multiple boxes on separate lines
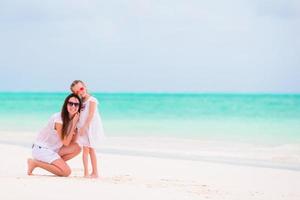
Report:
1,143,300,200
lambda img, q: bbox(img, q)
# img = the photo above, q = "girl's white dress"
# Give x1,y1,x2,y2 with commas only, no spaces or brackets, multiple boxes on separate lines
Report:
77,96,105,148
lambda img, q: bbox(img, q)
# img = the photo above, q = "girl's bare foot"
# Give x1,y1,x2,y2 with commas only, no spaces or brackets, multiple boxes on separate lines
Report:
83,172,90,178
27,159,36,175
90,173,99,178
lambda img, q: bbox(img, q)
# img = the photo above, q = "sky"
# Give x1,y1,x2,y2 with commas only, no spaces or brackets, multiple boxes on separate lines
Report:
0,0,299,93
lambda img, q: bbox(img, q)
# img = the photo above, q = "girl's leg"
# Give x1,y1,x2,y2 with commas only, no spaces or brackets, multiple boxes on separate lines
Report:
59,142,81,161
89,147,99,178
27,158,71,177
82,146,90,177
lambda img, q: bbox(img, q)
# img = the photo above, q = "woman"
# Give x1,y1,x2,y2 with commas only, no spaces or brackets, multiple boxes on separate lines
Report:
27,93,82,177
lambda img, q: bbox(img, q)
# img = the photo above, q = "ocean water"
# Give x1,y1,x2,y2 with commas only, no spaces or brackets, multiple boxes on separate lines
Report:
1,92,300,169
1,92,300,144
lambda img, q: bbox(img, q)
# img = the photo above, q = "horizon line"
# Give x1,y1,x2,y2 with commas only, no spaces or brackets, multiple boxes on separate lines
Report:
1,91,300,95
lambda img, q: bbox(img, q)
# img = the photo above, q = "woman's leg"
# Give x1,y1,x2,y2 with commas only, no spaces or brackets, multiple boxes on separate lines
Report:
89,148,99,178
59,142,81,161
27,158,71,177
82,146,89,177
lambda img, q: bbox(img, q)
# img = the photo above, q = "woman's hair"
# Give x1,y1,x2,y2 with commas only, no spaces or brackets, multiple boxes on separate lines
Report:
60,93,82,139
70,80,85,92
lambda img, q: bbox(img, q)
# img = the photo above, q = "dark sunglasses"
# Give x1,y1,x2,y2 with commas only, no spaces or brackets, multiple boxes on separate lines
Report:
67,101,80,107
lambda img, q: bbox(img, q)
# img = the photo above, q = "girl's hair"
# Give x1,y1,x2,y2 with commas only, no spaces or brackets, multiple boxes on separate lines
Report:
70,80,85,92
60,93,82,139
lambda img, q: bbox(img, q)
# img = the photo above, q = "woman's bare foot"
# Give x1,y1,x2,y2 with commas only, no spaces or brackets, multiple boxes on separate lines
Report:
27,159,36,175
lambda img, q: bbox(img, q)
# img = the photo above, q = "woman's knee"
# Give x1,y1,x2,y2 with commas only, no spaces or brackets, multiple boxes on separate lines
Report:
53,159,71,177
61,166,71,177
75,143,82,154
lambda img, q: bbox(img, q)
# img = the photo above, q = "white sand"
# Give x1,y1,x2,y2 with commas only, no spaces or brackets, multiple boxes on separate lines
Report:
1,143,300,200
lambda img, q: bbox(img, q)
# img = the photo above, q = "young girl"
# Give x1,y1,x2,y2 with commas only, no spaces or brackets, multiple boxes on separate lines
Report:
70,80,105,178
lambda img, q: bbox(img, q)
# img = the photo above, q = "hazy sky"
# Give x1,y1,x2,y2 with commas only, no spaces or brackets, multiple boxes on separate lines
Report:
1,0,299,93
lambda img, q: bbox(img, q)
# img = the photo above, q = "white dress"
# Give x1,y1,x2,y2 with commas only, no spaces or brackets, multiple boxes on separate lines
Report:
77,96,105,148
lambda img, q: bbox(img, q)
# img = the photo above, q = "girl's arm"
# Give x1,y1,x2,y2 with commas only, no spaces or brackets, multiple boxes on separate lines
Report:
80,101,96,135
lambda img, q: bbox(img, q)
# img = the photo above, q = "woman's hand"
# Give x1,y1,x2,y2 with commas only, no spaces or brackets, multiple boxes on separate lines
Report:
72,113,80,123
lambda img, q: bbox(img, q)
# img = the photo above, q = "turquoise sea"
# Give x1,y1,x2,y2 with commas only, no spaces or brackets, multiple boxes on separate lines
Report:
1,92,300,144
1,92,300,170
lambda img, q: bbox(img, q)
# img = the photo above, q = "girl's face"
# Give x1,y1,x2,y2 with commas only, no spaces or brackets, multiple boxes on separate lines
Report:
72,82,87,98
67,97,80,115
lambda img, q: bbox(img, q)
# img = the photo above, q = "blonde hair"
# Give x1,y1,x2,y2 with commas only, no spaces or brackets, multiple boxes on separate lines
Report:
70,80,85,92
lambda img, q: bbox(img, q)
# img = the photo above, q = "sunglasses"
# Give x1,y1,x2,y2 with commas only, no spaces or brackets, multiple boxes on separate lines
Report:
67,101,80,107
